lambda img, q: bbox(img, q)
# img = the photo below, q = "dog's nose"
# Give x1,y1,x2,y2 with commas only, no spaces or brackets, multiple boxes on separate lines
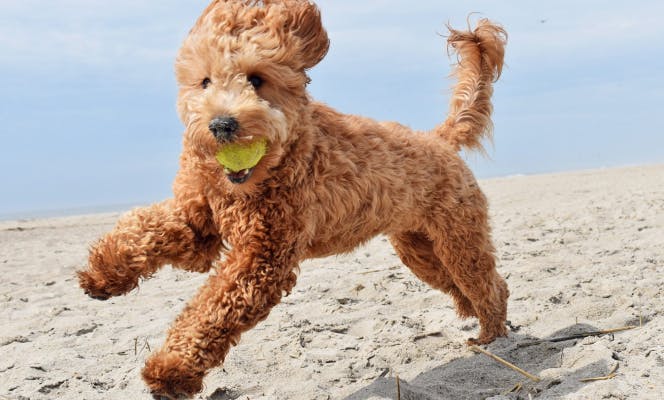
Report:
208,116,239,142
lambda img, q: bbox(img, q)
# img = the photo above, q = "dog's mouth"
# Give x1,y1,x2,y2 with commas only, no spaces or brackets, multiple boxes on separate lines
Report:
224,167,254,184
214,137,268,185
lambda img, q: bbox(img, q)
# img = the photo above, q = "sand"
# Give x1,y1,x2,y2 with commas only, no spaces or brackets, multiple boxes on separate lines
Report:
1,164,663,400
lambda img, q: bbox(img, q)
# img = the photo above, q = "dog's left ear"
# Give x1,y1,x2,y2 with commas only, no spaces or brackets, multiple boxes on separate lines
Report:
284,1,330,70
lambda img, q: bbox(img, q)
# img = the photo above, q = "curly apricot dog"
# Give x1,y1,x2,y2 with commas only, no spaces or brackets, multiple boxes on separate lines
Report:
77,1,508,398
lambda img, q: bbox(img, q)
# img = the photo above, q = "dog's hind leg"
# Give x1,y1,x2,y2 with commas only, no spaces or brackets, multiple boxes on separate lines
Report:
424,203,509,345
389,231,476,318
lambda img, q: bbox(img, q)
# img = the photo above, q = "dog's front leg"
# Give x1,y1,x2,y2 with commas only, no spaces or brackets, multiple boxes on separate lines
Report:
142,218,299,399
78,199,221,300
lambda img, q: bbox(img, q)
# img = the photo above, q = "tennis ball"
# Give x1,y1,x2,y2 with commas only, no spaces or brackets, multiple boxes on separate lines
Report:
215,138,268,172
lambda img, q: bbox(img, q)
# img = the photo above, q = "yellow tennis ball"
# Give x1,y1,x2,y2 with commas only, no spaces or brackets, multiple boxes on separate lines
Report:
215,138,268,172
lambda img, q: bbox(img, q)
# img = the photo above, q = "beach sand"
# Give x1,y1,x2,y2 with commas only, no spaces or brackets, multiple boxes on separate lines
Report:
1,164,663,399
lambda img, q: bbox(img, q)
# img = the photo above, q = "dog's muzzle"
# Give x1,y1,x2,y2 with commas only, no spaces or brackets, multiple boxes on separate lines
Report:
209,116,239,142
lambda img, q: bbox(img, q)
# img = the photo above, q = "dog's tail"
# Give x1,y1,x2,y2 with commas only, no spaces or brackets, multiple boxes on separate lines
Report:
435,19,507,152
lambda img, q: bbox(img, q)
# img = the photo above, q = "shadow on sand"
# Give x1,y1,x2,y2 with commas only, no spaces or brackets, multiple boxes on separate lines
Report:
344,323,621,400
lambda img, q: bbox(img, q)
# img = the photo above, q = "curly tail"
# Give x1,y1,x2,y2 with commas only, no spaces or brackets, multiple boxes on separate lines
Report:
435,19,507,152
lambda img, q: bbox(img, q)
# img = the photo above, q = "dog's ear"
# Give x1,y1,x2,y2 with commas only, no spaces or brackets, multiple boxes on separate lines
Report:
284,1,330,69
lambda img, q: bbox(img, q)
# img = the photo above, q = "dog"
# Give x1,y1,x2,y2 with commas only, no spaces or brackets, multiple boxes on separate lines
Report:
77,1,509,398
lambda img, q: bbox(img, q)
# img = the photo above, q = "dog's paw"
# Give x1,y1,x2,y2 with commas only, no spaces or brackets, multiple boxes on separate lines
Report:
143,351,204,400
467,324,508,345
77,270,114,300
467,336,494,346
77,268,137,300
151,393,190,400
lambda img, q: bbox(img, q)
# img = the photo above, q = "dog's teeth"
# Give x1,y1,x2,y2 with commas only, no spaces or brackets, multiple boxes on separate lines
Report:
224,168,231,174
242,169,250,176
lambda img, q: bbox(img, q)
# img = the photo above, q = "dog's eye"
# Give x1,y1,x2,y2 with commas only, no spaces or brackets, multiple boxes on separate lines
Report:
248,75,263,89
201,77,211,89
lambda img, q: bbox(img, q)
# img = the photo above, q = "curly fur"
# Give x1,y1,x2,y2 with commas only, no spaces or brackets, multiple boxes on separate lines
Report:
77,1,509,398
437,20,507,152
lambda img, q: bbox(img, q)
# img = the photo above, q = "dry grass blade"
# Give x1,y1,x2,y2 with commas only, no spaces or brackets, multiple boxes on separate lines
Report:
503,382,523,395
358,269,384,275
133,337,151,355
396,374,401,400
517,325,638,348
580,363,619,382
413,331,443,341
470,345,541,382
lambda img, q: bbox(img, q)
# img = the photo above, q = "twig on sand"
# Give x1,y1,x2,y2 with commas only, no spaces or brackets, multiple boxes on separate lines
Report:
358,269,384,275
503,382,523,395
134,337,151,355
470,345,541,382
413,331,443,341
517,325,638,348
579,363,619,382
396,374,401,400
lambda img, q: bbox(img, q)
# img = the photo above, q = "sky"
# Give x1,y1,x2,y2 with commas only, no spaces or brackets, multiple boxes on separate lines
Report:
1,1,663,218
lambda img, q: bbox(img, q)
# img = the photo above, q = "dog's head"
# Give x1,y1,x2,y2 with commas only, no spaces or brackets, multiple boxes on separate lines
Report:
175,0,329,186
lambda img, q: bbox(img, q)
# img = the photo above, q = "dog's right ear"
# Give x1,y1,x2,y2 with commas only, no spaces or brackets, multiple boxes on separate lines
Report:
284,1,330,70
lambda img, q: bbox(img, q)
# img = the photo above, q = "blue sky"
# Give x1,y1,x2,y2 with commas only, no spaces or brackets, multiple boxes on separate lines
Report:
1,1,663,218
